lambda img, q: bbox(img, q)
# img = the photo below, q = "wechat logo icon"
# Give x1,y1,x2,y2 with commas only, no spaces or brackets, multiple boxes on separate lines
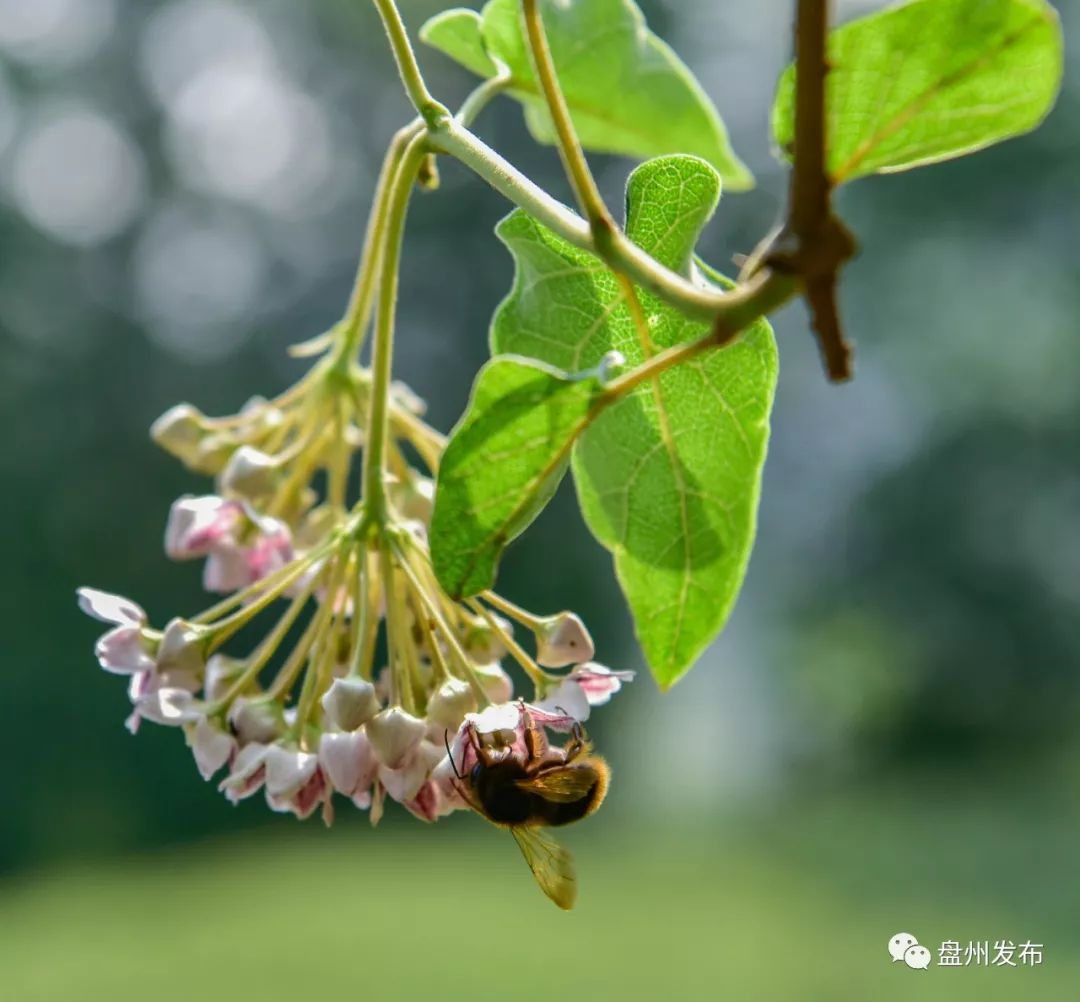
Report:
889,932,931,970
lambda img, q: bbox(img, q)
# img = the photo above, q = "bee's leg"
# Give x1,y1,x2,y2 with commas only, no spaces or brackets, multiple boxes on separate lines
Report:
564,722,591,762
522,710,548,775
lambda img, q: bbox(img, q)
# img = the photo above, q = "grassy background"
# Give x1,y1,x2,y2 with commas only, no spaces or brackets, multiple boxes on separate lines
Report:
4,773,1076,1001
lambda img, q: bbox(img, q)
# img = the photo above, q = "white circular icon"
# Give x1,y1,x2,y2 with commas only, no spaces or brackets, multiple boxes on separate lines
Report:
904,944,932,970
888,932,918,962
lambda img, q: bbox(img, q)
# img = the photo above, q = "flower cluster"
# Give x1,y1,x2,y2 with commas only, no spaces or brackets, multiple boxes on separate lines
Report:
79,356,631,827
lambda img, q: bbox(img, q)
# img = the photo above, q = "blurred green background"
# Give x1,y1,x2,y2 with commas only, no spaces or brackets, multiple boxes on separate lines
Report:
1,0,1078,998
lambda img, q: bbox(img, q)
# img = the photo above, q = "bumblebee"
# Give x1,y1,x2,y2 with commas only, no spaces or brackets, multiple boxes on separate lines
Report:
447,705,609,909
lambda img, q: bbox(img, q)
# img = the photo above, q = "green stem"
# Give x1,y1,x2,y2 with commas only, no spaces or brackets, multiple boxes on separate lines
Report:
370,0,449,125
455,66,512,129
361,133,429,521
520,0,613,237
337,120,423,360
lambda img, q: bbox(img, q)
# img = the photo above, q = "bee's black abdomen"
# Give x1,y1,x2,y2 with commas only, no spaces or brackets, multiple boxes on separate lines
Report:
473,760,534,825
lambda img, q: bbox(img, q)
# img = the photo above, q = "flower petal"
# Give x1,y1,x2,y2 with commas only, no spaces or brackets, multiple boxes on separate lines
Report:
318,729,377,798
77,588,145,627
569,663,635,706
188,717,236,781
135,688,203,726
95,625,155,675
263,745,319,798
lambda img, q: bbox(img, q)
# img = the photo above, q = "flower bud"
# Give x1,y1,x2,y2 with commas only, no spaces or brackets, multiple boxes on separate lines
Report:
425,678,477,731
203,654,247,702
321,677,380,732
220,446,279,499
534,611,594,668
157,618,206,676
473,661,513,704
392,475,435,523
191,433,238,475
365,707,426,769
150,404,206,462
228,697,284,745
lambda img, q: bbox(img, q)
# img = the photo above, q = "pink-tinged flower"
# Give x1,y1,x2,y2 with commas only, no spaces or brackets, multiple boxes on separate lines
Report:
318,730,377,808
201,519,293,594
404,777,461,822
263,745,326,821
534,612,595,668
77,588,155,675
165,495,241,559
219,742,270,803
366,707,426,769
379,740,443,805
567,663,634,706
165,494,294,594
187,717,236,780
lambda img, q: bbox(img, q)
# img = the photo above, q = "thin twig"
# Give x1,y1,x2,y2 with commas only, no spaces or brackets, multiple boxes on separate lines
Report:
767,0,858,382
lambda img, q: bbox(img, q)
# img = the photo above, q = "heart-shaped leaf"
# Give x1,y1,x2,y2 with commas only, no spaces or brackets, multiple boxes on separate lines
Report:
421,0,751,189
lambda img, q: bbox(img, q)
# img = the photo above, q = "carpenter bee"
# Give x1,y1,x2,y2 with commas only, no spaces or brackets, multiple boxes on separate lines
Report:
446,704,609,909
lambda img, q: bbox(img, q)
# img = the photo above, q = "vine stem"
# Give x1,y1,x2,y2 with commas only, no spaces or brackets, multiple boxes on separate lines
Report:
370,0,449,125
520,0,614,238
429,121,797,323
361,133,429,521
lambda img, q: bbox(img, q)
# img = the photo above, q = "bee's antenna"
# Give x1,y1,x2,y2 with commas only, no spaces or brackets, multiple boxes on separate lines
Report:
444,729,463,781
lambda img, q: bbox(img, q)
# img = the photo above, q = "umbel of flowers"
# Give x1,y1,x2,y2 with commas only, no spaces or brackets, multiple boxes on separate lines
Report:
78,344,631,826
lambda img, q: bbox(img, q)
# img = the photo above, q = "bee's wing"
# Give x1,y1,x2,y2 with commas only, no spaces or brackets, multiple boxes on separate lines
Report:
515,767,596,803
511,826,577,910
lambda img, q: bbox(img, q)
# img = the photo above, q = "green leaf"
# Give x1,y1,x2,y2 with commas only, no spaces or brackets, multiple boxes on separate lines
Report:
418,8,499,78
430,356,600,599
421,0,752,190
492,155,777,688
771,0,1064,183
